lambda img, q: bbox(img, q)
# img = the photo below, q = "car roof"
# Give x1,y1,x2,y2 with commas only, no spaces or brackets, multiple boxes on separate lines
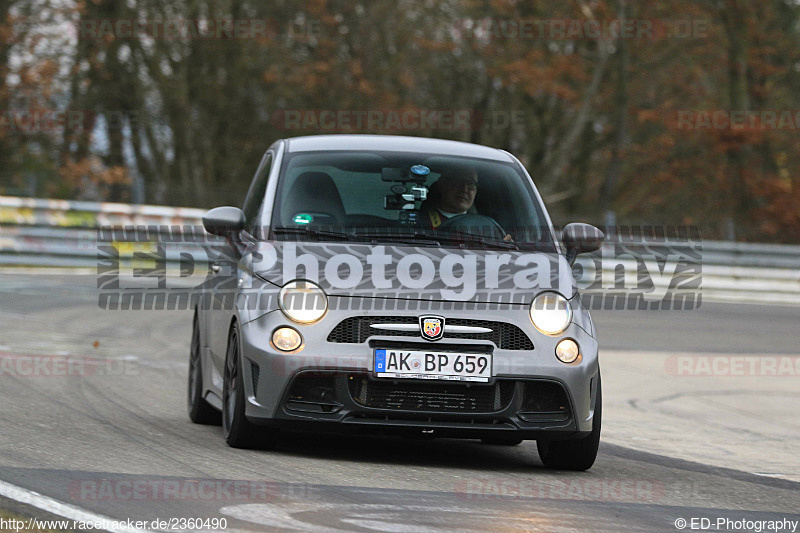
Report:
283,135,515,162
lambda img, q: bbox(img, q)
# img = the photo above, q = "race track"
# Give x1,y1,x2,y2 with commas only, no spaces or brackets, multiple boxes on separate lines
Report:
0,273,797,532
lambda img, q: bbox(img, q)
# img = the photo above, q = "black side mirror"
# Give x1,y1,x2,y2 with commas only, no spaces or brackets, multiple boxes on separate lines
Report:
562,223,605,266
202,206,245,237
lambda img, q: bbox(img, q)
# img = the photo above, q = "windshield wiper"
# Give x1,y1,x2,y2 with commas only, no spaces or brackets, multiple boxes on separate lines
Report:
272,226,355,241
272,226,440,246
351,230,440,246
274,226,524,249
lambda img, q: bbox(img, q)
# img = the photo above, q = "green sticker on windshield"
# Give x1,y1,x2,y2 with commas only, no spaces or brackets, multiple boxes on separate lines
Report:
293,213,313,225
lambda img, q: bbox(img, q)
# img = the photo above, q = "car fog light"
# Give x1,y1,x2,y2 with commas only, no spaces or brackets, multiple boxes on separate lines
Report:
555,339,580,364
272,327,302,352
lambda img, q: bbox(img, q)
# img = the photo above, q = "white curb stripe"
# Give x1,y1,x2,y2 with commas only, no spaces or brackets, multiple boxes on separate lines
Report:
0,479,155,533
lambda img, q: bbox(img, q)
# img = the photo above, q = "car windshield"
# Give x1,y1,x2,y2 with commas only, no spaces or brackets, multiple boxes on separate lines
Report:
270,150,556,251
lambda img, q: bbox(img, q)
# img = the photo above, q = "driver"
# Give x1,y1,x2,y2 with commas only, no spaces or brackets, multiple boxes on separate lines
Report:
425,166,479,229
420,166,513,241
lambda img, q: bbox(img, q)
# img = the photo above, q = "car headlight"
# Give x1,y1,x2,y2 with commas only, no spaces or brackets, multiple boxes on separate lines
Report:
530,292,572,335
279,280,328,324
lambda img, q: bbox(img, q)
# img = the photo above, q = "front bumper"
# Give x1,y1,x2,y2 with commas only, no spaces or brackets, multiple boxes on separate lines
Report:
237,302,600,440
259,370,592,440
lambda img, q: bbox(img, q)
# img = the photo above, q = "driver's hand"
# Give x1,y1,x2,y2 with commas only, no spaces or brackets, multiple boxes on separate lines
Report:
503,234,514,242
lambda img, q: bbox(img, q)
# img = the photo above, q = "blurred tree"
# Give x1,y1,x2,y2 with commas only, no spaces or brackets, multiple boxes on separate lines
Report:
1,0,69,197
0,2,13,192
614,0,800,241
2,0,800,241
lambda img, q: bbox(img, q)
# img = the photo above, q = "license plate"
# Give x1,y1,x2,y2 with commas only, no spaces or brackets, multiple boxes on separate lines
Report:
373,349,491,382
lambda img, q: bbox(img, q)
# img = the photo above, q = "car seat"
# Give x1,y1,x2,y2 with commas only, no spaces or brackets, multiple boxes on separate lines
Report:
281,171,346,227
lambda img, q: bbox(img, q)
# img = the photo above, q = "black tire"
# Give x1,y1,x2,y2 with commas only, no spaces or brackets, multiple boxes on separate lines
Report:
482,436,524,446
537,374,602,471
222,322,268,448
188,316,221,425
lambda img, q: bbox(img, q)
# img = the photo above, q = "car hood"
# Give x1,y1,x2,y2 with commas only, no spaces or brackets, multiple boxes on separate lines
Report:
252,242,577,304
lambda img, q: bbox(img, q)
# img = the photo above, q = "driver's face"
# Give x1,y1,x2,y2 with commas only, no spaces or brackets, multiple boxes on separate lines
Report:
439,171,478,213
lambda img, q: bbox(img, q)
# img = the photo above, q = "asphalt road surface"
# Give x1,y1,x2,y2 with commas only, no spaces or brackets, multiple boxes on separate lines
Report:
0,273,797,532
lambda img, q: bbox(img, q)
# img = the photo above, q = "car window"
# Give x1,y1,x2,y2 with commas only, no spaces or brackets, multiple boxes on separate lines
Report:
331,169,439,220
272,150,554,250
276,165,442,222
241,152,273,235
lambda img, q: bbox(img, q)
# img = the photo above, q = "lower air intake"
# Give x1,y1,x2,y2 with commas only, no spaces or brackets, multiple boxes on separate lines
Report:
349,376,514,413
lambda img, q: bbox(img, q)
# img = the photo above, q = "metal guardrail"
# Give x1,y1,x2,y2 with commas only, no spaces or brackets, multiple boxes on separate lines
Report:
1,195,799,305
0,195,214,267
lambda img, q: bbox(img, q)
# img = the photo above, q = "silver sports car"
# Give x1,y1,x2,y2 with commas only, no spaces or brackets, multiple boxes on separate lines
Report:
189,134,604,471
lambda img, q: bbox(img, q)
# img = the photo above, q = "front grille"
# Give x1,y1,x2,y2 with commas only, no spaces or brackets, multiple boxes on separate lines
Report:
349,376,514,413
328,316,534,351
